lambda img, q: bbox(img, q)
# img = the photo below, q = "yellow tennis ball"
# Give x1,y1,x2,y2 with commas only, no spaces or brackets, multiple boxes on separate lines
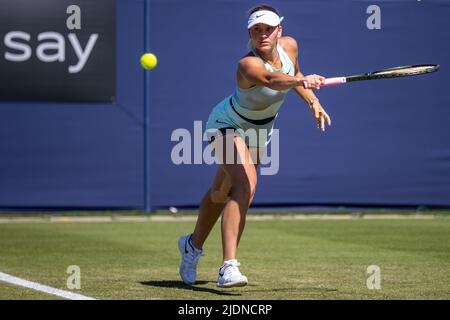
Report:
140,53,158,70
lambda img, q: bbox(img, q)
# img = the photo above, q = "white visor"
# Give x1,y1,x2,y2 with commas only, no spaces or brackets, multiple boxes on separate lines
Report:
247,10,284,29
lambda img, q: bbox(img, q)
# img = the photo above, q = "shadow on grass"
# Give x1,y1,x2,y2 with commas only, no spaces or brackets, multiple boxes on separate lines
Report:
244,287,338,293
140,280,241,296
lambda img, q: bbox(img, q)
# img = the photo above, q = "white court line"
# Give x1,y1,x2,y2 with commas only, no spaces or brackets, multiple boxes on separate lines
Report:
0,272,96,300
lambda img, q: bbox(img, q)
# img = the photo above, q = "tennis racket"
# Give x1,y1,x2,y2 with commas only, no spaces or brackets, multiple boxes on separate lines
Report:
302,64,440,88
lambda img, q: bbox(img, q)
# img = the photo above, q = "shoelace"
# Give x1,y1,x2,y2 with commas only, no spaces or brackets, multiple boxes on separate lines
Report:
222,262,242,278
183,245,204,268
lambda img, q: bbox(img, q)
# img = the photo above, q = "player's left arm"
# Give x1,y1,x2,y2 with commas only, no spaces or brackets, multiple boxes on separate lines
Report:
281,37,331,131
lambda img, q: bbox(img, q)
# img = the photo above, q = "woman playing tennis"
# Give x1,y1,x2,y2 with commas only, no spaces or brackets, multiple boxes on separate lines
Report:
178,4,331,288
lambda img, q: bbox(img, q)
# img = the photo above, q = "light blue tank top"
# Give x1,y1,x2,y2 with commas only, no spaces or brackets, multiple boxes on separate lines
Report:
232,44,295,117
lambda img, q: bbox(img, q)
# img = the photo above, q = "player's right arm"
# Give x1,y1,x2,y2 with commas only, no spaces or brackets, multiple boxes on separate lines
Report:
237,56,324,91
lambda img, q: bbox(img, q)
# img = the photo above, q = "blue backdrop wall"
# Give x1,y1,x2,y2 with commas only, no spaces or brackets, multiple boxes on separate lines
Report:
1,0,449,210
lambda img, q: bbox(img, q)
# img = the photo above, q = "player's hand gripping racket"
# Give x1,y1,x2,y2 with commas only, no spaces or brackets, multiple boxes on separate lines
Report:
302,64,440,89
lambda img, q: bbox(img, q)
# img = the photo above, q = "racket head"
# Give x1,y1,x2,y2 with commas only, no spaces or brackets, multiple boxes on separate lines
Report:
347,64,440,82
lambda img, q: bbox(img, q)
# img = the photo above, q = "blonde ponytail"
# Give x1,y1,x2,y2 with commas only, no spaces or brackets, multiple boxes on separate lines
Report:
247,39,254,52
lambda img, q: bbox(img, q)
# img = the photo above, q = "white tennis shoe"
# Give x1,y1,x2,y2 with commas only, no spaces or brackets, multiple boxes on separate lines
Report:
216,259,248,288
178,234,204,285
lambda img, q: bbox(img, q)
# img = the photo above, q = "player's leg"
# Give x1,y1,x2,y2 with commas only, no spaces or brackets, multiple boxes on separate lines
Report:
217,135,260,288
221,136,258,263
178,131,234,285
192,145,263,250
190,166,231,250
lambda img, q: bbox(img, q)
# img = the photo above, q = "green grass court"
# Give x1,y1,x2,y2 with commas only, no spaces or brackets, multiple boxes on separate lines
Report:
0,212,449,300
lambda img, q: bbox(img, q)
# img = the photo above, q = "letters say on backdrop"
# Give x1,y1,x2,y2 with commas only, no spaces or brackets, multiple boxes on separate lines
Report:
0,0,116,102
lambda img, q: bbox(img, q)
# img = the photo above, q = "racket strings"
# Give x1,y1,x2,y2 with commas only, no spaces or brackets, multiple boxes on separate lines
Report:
371,65,438,76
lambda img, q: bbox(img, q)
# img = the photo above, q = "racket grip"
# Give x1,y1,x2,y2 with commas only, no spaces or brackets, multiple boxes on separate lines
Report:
323,77,347,86
302,77,347,88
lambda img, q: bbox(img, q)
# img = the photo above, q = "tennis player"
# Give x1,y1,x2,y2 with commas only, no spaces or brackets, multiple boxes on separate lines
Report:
178,4,331,288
